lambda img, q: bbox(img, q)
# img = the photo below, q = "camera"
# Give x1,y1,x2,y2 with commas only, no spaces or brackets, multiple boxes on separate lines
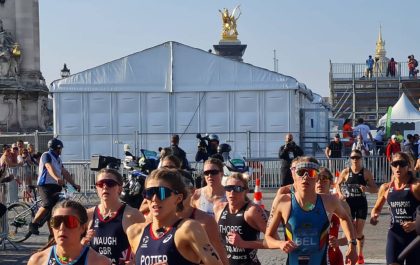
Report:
196,133,210,148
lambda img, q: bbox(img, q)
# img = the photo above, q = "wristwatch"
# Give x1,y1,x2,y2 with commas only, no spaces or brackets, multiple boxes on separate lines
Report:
348,239,357,246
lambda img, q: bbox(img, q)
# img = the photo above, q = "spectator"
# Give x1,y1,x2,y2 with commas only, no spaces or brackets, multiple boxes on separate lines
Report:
408,55,419,79
402,134,415,160
366,55,374,79
27,143,39,164
17,148,35,202
353,118,373,145
342,118,354,155
386,135,401,161
169,134,189,170
352,135,370,157
373,126,386,155
325,134,343,159
395,130,404,143
413,134,419,160
386,58,397,77
0,145,17,168
278,133,304,186
16,139,25,153
195,134,220,162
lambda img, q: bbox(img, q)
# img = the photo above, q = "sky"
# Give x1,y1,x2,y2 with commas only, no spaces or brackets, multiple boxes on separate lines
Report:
39,0,420,97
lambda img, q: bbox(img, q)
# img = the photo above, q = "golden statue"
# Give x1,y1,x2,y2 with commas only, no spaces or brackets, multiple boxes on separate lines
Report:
219,6,241,40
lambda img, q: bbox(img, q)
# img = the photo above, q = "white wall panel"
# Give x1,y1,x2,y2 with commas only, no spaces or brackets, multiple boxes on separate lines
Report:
204,92,229,132
116,93,140,134
87,93,111,134
58,93,83,135
145,93,169,133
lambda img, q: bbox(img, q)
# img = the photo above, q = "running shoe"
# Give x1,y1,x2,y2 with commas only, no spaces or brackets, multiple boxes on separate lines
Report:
357,255,365,264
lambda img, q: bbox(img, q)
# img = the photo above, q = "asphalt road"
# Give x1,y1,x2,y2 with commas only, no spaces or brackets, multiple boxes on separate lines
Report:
0,191,390,264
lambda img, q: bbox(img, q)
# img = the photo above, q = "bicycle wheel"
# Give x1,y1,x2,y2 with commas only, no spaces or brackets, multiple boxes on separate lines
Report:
7,202,34,243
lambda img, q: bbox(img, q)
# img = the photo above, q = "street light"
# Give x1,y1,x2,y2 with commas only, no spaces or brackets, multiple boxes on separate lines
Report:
60,63,70,78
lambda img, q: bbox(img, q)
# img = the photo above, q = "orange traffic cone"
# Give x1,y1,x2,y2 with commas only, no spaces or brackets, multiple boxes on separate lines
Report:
253,178,265,209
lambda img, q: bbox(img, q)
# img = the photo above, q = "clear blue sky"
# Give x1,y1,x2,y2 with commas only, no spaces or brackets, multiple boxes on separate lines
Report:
39,0,420,97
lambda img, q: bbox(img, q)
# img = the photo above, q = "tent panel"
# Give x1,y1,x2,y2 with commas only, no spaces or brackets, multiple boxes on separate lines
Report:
57,93,83,135
87,93,111,134
145,93,169,133
115,93,140,134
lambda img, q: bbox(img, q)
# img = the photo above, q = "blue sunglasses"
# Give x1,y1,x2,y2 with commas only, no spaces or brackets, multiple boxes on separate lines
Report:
143,186,179,201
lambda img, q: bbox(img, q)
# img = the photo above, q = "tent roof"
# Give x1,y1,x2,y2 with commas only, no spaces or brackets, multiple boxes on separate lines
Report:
378,93,420,125
50,41,301,93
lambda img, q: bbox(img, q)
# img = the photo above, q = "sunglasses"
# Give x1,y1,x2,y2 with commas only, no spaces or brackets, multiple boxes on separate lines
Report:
143,186,178,201
294,168,319,178
224,185,246,193
391,160,408,168
317,174,332,181
95,179,120,188
350,156,362,160
50,215,80,229
203,169,220,176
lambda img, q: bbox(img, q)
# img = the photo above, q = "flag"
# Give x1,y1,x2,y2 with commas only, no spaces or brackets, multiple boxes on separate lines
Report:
385,106,392,137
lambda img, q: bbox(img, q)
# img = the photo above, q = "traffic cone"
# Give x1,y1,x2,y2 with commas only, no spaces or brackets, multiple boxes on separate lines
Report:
253,178,265,209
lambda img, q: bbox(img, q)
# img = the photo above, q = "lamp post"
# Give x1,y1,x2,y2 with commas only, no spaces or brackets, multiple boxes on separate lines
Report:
60,63,70,78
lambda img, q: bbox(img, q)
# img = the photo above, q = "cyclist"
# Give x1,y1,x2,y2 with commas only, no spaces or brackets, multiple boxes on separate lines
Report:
265,156,357,265
28,200,110,265
29,138,81,236
336,149,378,264
126,168,223,265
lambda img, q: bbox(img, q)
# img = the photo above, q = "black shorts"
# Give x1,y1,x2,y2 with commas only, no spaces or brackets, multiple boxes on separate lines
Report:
38,184,62,210
346,196,368,220
386,227,418,264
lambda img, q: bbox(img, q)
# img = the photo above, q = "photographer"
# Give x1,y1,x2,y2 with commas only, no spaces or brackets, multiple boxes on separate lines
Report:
195,134,221,162
278,133,303,186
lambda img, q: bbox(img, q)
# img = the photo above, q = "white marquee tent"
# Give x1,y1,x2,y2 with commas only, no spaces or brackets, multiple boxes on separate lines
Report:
50,41,329,161
378,92,420,126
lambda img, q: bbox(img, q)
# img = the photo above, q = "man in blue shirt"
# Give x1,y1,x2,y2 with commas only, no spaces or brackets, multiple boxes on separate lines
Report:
29,138,80,236
366,55,374,79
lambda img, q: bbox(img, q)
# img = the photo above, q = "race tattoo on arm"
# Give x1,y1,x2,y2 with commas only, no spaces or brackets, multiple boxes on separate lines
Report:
267,207,275,227
202,243,220,260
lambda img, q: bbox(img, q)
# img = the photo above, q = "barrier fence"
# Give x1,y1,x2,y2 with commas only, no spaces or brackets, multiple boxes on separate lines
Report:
0,155,392,204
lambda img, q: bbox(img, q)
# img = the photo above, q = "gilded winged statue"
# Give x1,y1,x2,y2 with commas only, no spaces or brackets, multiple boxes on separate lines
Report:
218,6,241,40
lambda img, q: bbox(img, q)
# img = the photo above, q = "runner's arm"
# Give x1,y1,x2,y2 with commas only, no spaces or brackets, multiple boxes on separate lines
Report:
364,169,378,193
183,220,223,265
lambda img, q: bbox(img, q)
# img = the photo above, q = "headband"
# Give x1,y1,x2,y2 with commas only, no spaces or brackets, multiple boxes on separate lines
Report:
294,162,320,171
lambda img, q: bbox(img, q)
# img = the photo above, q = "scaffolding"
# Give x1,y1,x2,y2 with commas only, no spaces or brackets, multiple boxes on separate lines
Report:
329,61,420,126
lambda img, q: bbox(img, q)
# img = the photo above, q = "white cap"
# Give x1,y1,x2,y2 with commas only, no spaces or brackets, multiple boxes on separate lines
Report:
391,135,396,139
123,144,131,151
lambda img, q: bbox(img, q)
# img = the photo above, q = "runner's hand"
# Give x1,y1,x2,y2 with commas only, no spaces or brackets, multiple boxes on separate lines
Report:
81,229,95,245
401,221,416,233
370,212,379,225
278,240,297,253
227,231,243,247
56,178,64,186
345,244,357,265
329,236,339,248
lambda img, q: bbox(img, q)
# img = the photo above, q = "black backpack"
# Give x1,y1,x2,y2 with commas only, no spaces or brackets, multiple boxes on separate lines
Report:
414,59,419,68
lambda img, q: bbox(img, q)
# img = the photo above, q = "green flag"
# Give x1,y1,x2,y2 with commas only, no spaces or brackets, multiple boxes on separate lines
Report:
385,106,392,137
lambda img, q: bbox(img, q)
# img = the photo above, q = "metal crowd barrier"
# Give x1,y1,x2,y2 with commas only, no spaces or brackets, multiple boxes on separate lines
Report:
191,155,391,189
5,156,392,197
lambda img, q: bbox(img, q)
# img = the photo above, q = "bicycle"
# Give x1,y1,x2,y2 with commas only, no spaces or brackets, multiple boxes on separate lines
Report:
6,184,77,243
